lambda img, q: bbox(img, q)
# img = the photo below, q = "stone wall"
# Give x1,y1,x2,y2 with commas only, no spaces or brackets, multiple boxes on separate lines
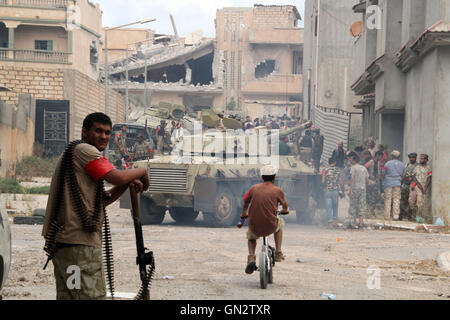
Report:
0,65,125,141
0,66,64,104
64,69,125,139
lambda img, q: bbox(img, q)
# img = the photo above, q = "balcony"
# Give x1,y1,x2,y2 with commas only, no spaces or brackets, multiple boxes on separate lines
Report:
0,48,70,64
242,74,302,96
249,28,303,46
0,0,68,8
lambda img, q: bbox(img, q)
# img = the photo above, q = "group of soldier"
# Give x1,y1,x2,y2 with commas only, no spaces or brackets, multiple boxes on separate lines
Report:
113,125,154,169
322,138,432,229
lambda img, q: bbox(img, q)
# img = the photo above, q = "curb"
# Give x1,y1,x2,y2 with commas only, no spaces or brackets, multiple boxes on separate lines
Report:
437,251,450,272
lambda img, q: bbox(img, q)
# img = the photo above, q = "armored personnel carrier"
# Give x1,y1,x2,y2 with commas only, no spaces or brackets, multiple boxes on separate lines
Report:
126,121,323,227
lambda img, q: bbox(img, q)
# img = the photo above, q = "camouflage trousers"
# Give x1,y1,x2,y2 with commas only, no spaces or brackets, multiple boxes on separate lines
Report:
349,188,367,218
52,244,106,300
366,183,380,218
400,185,411,220
384,186,401,220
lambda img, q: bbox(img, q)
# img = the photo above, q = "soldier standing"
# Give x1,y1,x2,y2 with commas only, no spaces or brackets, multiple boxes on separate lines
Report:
312,128,324,174
322,157,345,228
409,154,432,220
131,135,154,162
156,120,167,155
348,153,369,229
362,151,380,218
400,153,418,221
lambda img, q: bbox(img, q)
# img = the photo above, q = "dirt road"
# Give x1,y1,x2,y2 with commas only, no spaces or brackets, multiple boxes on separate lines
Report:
3,202,450,300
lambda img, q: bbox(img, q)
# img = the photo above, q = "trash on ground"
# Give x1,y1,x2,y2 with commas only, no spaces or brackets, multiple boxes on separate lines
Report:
320,292,336,300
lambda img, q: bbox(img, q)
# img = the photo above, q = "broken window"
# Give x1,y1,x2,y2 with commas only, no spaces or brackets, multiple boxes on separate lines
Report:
255,59,276,79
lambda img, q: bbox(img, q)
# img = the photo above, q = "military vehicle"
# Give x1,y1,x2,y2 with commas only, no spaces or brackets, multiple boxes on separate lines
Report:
126,121,323,227
133,102,196,143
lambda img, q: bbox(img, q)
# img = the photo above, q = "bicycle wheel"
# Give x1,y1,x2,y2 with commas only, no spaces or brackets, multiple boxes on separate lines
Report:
259,250,268,289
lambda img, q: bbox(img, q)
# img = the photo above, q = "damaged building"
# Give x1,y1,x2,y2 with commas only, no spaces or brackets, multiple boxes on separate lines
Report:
216,5,303,119
105,4,303,119
106,34,224,114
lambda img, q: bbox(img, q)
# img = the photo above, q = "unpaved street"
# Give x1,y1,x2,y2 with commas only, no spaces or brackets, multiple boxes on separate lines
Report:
3,202,450,300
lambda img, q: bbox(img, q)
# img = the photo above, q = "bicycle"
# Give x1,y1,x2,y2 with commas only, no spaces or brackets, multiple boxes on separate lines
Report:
238,210,288,289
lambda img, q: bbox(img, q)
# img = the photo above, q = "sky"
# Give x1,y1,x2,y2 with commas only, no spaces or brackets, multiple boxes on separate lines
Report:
95,0,305,37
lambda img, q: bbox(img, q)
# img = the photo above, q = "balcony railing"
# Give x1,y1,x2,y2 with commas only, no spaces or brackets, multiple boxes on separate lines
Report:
0,48,70,64
0,0,68,8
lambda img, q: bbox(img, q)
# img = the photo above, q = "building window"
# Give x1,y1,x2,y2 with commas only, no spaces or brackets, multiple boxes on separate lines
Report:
0,41,8,48
35,40,53,51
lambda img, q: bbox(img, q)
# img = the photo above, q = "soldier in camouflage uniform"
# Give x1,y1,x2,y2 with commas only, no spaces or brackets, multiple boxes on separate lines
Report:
400,153,418,221
409,154,432,220
348,153,369,228
363,151,383,218
113,125,129,169
131,135,154,162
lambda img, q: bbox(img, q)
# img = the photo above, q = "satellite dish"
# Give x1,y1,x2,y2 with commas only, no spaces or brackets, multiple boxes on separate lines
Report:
350,21,363,37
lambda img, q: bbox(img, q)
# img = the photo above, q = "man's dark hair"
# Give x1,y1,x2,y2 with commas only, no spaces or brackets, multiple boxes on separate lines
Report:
354,146,364,153
262,175,276,182
83,113,112,130
328,157,336,165
375,151,384,158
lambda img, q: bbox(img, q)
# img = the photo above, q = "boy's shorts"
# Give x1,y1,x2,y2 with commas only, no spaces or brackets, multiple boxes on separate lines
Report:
247,216,285,241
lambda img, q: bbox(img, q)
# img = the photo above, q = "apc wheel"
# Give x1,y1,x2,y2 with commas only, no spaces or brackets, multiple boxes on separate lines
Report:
140,195,166,225
204,186,239,228
259,251,269,289
169,207,199,224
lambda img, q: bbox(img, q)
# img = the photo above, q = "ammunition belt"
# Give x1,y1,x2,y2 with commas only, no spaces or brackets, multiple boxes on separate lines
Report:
43,140,115,299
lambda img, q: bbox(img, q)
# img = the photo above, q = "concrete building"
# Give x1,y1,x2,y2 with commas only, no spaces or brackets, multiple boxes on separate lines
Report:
101,28,155,63
107,36,223,114
351,0,450,220
215,5,303,119
0,0,125,174
303,0,361,119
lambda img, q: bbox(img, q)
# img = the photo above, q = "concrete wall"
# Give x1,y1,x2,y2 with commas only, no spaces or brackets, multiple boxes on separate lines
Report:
63,69,125,139
432,46,450,219
101,28,155,63
303,0,360,116
0,94,35,177
14,25,68,52
403,49,437,158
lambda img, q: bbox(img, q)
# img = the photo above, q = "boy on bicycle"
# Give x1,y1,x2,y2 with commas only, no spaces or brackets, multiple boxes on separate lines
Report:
240,165,289,275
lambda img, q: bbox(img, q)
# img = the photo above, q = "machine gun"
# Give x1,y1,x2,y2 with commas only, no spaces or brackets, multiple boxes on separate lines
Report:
129,185,155,300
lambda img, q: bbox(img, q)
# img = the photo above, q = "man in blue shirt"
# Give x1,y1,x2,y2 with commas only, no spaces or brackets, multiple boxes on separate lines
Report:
382,150,406,220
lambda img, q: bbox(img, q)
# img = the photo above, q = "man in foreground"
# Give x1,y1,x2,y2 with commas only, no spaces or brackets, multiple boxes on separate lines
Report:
240,165,289,275
42,113,150,300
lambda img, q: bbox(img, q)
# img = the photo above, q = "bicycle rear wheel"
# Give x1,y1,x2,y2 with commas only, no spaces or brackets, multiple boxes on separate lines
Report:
268,247,274,284
259,250,268,289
